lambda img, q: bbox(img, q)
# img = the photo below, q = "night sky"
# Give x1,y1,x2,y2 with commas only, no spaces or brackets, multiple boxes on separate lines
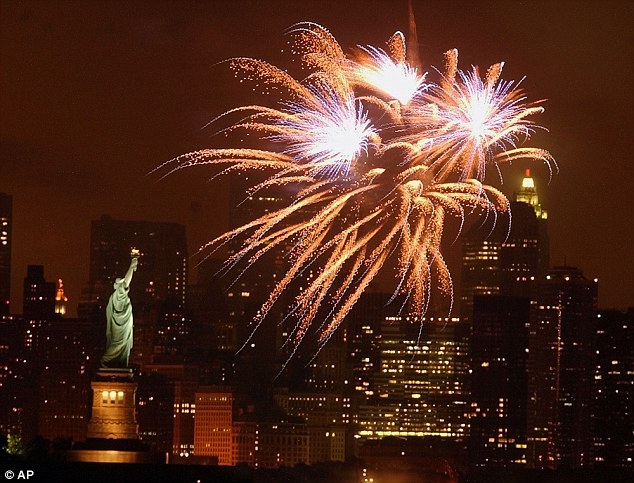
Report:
1,0,633,316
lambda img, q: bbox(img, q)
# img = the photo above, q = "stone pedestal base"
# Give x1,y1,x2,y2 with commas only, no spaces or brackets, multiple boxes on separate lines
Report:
86,368,139,439
67,368,151,463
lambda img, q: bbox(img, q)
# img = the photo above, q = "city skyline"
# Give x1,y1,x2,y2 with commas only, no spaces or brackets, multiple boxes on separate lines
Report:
2,0,634,316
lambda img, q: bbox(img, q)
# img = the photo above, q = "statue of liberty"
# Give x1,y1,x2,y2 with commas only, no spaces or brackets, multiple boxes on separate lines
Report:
101,253,139,368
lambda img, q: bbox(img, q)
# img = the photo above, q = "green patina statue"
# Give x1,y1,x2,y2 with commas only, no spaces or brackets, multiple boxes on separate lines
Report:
101,255,138,368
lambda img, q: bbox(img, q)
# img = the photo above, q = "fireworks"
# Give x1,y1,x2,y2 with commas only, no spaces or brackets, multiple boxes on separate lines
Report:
159,22,553,351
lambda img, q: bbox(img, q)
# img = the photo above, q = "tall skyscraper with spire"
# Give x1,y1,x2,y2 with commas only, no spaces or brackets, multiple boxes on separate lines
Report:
54,279,68,316
466,170,550,468
513,169,550,279
461,169,549,319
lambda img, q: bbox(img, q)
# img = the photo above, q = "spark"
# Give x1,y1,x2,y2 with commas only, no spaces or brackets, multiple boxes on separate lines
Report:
402,56,554,181
348,32,428,105
273,86,376,179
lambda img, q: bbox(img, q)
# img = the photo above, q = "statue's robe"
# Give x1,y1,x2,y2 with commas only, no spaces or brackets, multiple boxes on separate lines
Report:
101,282,133,368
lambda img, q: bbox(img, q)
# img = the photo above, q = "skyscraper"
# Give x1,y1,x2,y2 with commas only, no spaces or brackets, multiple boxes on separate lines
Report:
593,308,634,468
528,266,598,468
84,215,187,308
460,236,501,322
36,317,93,441
23,265,56,320
514,169,549,279
460,169,549,319
0,193,11,314
500,201,540,299
22,265,56,353
462,170,550,469
358,315,469,442
54,279,68,316
0,314,35,441
470,295,530,466
194,387,234,465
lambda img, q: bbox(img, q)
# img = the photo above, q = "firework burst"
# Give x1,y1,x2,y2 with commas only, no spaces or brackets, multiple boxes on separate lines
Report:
347,31,428,105
158,22,553,352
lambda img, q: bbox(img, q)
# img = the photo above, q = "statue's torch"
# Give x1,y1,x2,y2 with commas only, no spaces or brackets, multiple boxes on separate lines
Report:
130,248,140,271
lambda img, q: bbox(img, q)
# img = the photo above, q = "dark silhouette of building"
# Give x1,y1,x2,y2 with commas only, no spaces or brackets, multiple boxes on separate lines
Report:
23,265,56,321
36,317,94,442
22,265,56,355
2,266,97,444
460,170,549,321
83,215,187,308
528,266,598,468
461,170,549,469
514,169,549,279
19,266,97,442
500,202,540,299
346,292,390,400
138,363,200,461
0,193,11,315
0,314,36,441
460,234,502,322
593,308,634,468
470,295,530,466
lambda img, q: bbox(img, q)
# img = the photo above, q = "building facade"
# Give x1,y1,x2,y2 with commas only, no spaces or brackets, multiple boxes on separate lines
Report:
528,266,598,468
592,308,634,468
358,315,469,442
470,295,530,466
0,193,12,315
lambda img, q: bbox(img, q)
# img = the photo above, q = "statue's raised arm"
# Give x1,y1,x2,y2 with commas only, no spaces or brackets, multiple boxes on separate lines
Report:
100,255,138,368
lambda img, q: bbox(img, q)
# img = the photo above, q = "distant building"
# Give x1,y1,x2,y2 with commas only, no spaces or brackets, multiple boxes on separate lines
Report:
460,236,502,322
54,279,68,316
22,265,56,352
36,317,93,442
460,170,550,469
0,314,36,441
232,415,309,468
274,390,352,463
304,328,352,394
345,292,390,402
193,387,234,465
23,265,56,321
593,308,634,468
136,363,200,461
500,202,541,299
136,371,174,456
470,295,530,466
514,169,549,279
0,193,12,314
358,315,469,442
84,215,187,308
3,264,91,444
528,266,598,468
460,169,549,320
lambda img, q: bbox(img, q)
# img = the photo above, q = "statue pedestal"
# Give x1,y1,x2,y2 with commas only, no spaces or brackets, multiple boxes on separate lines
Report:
67,368,153,463
86,368,139,440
